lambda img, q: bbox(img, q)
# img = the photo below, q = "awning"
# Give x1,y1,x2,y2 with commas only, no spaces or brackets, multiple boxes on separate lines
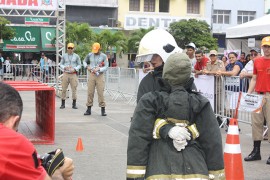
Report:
2,26,57,52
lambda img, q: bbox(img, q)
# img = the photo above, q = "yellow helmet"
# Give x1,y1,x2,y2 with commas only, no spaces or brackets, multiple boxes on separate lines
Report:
67,43,75,48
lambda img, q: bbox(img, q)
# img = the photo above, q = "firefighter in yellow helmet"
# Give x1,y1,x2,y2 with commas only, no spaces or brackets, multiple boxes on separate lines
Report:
59,43,82,109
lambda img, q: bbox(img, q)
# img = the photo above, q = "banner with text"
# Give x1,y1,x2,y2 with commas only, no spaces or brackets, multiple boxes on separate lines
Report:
194,75,215,109
0,0,58,10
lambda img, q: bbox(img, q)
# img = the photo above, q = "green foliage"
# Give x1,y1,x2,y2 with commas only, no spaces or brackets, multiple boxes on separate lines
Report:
168,19,218,51
127,27,154,54
0,17,16,40
65,22,128,59
97,30,127,56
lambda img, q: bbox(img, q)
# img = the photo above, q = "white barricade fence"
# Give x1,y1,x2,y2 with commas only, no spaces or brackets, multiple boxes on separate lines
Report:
104,67,121,98
117,68,137,103
2,64,58,84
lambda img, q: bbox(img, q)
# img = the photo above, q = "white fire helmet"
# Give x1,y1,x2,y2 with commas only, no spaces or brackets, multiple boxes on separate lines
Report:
136,29,182,64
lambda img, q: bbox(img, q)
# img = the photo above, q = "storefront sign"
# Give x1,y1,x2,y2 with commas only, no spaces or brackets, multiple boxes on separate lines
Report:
4,26,40,52
41,27,56,51
124,14,209,30
0,0,58,10
25,17,50,25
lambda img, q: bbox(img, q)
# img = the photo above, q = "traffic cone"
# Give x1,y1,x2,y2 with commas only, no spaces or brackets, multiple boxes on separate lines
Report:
224,118,244,180
76,137,84,152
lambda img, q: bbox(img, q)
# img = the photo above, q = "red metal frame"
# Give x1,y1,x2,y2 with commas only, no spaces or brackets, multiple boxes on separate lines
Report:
5,81,55,144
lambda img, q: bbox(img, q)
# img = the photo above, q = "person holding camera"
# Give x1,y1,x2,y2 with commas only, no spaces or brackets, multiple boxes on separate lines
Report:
0,82,74,180
83,42,109,116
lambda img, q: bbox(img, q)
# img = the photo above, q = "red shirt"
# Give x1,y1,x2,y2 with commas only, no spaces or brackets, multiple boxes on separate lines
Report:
0,124,47,180
194,56,209,71
253,56,270,92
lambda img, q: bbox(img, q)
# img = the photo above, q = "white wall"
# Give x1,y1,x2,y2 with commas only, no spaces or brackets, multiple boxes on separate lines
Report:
205,0,265,34
65,0,118,7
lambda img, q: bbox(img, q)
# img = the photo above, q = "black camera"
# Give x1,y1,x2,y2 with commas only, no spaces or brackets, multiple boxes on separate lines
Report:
40,153,54,172
39,149,65,176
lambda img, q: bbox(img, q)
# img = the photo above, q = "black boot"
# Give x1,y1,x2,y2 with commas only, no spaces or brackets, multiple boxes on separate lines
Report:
72,100,78,109
244,147,261,161
101,107,107,116
84,106,91,115
266,156,270,165
60,100,65,109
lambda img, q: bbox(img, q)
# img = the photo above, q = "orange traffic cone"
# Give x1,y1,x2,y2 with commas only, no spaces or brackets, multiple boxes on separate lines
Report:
76,137,84,152
224,118,244,180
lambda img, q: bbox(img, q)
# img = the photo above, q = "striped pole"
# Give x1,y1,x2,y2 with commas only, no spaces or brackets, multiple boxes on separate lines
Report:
224,118,244,180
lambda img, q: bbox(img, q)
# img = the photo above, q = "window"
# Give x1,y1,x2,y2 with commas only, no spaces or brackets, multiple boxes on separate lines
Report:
159,0,169,13
237,11,256,24
144,0,155,12
187,0,200,14
213,10,230,24
129,0,140,11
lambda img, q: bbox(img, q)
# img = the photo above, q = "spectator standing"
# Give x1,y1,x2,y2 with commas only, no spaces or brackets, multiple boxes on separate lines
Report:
0,82,74,180
83,42,109,116
185,42,196,72
221,55,229,67
111,58,117,67
244,36,270,164
0,52,4,80
239,52,247,67
194,50,209,77
38,53,49,82
203,50,225,125
217,52,243,76
129,60,135,68
4,56,11,73
59,43,81,109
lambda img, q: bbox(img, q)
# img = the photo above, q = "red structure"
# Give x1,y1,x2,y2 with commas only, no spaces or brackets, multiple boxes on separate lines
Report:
5,81,55,144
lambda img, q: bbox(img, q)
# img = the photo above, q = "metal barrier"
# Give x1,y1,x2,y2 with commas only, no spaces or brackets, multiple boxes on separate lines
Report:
209,75,253,127
1,65,259,123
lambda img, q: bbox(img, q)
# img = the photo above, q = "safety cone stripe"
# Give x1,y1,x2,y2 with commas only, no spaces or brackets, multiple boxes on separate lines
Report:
227,125,239,135
224,144,241,154
226,135,240,144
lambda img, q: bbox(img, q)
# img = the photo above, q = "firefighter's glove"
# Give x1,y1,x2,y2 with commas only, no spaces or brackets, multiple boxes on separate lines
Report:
173,139,188,151
168,126,191,141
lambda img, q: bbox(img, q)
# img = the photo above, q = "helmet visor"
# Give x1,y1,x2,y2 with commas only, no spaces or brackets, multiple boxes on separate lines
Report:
135,54,154,64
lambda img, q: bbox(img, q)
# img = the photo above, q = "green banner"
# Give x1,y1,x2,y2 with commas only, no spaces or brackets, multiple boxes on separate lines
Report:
25,17,50,25
3,26,41,52
41,27,56,51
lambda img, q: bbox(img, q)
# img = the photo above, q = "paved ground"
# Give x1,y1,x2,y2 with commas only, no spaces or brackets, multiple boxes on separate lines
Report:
18,85,270,180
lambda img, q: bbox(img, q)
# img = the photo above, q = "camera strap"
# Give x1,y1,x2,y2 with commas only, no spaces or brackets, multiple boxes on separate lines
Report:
47,149,65,176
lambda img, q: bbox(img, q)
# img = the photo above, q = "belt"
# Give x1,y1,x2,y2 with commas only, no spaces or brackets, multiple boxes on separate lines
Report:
258,92,270,95
64,72,77,74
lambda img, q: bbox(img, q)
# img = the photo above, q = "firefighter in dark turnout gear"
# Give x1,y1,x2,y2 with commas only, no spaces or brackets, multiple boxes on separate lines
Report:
127,53,225,180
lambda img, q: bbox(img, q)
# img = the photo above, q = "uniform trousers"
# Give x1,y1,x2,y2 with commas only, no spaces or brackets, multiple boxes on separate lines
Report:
86,72,106,107
61,73,78,100
252,92,270,142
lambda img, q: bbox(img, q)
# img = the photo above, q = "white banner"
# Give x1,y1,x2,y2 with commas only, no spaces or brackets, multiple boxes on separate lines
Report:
194,75,215,109
0,0,58,10
239,93,264,112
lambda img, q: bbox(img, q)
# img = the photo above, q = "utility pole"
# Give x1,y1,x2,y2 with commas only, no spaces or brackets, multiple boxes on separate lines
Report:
211,0,214,33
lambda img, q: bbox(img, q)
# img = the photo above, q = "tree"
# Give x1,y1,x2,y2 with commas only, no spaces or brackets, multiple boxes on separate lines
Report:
168,19,218,51
0,17,15,40
66,22,96,59
96,29,127,57
127,27,154,54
